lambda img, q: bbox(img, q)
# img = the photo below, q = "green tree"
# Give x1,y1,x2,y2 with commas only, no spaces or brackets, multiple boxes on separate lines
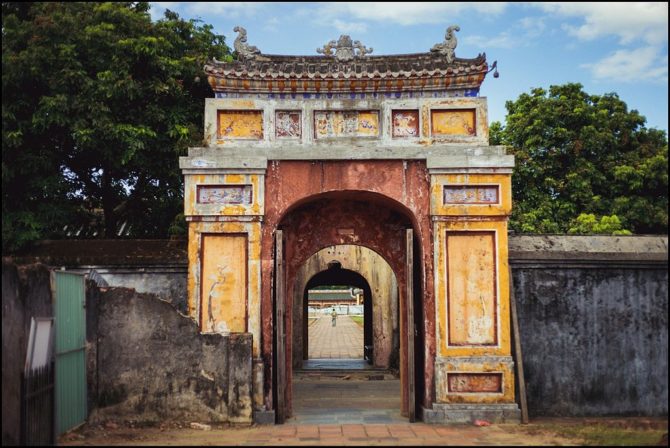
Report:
2,2,232,252
490,83,668,234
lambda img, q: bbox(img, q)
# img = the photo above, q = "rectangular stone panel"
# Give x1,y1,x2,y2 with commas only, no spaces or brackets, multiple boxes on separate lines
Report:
217,110,263,139
392,110,419,138
314,110,379,138
197,185,253,205
275,111,301,138
447,373,503,393
446,231,497,345
431,109,476,136
201,234,247,333
443,185,499,204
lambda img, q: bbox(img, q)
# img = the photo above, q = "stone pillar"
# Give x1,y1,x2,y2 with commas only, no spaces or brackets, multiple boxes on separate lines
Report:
424,152,521,423
179,155,268,421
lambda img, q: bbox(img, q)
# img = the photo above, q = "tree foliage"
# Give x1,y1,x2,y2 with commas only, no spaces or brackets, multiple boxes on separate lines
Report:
491,83,668,234
2,2,232,252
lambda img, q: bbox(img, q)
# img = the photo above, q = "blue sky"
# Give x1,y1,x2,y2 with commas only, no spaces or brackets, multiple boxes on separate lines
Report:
150,2,668,133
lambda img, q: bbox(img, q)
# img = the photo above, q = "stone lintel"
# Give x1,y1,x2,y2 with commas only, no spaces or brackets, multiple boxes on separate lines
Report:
179,156,268,171
185,146,507,161
427,154,514,170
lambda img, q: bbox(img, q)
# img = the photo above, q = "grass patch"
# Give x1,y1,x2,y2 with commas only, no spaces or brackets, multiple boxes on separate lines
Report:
349,315,364,327
536,423,667,446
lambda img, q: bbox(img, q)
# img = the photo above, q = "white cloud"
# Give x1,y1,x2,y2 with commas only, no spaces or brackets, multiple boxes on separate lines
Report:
318,2,508,26
536,2,668,45
150,2,266,22
463,32,517,50
185,2,267,19
518,16,546,38
581,46,668,83
332,19,368,34
462,17,547,50
264,17,280,32
149,2,180,20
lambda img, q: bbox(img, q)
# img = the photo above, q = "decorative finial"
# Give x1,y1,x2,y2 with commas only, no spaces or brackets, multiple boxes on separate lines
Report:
317,35,373,61
233,26,261,60
431,25,460,63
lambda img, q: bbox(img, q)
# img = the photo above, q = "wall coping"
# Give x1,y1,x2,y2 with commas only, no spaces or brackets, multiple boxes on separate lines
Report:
6,235,667,268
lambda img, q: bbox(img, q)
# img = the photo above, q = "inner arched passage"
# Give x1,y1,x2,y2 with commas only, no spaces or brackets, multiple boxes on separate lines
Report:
272,190,424,418
293,245,399,371
304,266,373,362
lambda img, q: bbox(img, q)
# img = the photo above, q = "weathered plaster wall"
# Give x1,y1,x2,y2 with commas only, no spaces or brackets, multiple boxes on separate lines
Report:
87,287,253,424
84,266,187,312
514,267,668,416
1,261,53,445
292,245,399,369
509,235,668,417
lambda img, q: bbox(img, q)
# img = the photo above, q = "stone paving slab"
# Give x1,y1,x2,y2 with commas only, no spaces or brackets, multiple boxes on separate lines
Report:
309,315,364,359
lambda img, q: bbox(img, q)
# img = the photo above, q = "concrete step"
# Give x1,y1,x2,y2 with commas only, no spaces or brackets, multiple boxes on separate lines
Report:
295,369,398,381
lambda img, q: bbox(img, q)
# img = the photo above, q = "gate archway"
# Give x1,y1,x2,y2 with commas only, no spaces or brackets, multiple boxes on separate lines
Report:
271,191,425,420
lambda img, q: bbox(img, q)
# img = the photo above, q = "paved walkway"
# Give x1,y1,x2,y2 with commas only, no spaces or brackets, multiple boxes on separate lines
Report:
309,315,363,359
59,421,584,446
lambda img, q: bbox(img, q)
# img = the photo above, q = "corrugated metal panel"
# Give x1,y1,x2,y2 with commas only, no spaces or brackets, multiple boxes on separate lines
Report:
53,271,87,435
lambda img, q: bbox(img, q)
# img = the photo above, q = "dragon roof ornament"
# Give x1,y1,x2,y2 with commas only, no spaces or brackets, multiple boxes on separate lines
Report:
431,25,460,63
317,35,373,61
233,26,261,60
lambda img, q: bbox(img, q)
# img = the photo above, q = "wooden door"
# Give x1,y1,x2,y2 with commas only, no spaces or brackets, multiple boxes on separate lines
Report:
274,230,286,423
406,229,416,422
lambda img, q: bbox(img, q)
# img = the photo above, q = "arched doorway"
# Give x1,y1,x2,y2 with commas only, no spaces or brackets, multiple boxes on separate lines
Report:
270,191,425,421
292,245,400,371
303,265,374,367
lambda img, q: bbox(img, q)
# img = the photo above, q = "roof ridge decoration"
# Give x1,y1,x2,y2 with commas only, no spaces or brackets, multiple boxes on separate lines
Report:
233,25,261,60
205,25,495,95
316,35,373,61
431,25,460,63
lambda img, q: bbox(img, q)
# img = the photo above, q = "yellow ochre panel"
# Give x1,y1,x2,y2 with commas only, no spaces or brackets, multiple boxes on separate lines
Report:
447,232,497,345
431,109,476,136
217,110,263,139
201,234,247,333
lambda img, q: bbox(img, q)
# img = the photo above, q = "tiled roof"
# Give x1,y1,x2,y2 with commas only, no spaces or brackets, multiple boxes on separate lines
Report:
205,53,489,94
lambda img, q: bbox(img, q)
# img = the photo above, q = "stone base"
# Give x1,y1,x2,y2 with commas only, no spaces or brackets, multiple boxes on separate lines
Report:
422,403,521,424
253,410,275,425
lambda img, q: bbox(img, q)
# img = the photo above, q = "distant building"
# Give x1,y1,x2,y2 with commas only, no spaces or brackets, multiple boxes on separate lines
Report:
307,288,363,308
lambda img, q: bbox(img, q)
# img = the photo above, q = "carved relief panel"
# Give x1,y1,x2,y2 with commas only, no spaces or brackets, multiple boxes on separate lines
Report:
197,185,253,205
392,110,420,138
275,111,302,139
314,110,379,138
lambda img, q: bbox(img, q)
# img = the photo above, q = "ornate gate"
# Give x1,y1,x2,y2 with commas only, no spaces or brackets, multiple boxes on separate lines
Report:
181,25,519,424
